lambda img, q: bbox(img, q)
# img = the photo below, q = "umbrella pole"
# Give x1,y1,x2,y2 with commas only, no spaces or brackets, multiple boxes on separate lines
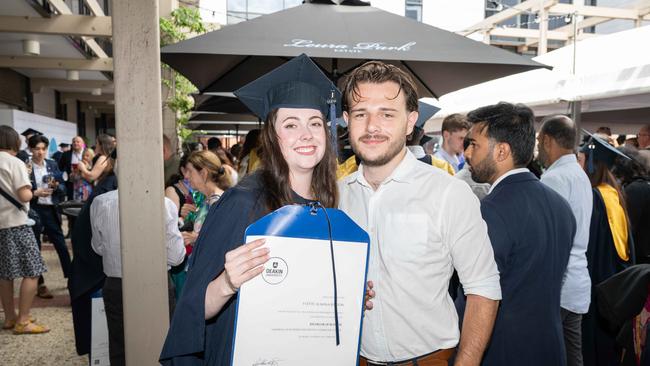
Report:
571,101,581,147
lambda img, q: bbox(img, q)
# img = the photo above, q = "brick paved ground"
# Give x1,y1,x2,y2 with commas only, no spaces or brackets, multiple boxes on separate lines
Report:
0,239,87,366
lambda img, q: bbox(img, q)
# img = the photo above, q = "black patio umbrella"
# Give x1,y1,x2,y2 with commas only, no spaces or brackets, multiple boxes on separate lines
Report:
189,113,257,122
192,123,259,135
161,1,547,99
192,94,252,115
188,111,260,135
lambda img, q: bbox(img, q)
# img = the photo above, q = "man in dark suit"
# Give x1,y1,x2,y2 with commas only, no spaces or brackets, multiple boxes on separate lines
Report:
51,142,69,163
456,102,576,366
28,135,71,298
58,136,85,201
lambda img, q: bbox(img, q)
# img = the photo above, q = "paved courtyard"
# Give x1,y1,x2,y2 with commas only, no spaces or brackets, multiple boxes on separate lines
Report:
0,241,87,366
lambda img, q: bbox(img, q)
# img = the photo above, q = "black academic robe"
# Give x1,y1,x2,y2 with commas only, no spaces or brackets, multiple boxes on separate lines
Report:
582,187,635,366
596,264,650,366
16,149,29,162
457,172,575,366
624,178,650,264
160,172,312,366
68,174,117,355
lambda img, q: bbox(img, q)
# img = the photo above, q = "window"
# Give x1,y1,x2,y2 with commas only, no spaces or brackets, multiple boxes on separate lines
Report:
227,0,303,24
405,0,422,22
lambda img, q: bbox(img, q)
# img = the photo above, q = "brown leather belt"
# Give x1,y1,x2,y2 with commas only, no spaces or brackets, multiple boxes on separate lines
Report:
360,348,455,366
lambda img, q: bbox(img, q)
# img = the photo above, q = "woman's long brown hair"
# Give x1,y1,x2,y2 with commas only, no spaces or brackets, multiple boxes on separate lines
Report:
587,160,627,213
259,109,338,211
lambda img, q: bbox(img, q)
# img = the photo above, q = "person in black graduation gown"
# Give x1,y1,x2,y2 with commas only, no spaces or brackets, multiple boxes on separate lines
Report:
596,264,650,366
16,128,42,162
612,146,650,265
159,54,341,366
68,150,117,356
579,131,636,366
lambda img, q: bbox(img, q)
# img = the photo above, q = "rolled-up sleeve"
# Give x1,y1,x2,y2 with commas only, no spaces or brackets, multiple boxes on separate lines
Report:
443,180,502,300
164,198,185,267
90,199,104,256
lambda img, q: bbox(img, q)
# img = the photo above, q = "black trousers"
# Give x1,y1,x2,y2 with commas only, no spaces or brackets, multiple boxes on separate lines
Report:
561,308,584,366
103,276,176,366
103,277,125,366
32,203,72,278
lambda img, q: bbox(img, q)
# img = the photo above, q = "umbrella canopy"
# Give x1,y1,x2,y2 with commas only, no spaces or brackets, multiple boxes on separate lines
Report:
192,94,252,115
187,113,260,135
426,25,650,133
161,2,546,99
189,113,258,122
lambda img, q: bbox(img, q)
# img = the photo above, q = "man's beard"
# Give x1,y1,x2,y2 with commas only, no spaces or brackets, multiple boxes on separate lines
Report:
470,152,497,184
351,133,405,167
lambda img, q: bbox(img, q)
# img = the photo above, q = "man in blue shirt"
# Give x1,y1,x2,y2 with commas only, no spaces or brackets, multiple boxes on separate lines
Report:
434,114,470,172
537,115,593,366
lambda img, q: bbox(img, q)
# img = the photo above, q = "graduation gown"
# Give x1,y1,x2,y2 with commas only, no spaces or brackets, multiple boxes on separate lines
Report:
68,174,117,355
160,172,311,366
596,264,650,366
582,187,635,366
624,178,650,264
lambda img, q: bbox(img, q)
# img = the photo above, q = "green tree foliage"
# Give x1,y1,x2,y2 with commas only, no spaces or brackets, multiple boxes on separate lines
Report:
160,7,207,142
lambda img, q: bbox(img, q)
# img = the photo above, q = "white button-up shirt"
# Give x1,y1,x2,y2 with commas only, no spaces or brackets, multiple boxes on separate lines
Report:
541,154,592,314
339,150,501,362
71,151,82,165
32,160,53,205
90,190,185,278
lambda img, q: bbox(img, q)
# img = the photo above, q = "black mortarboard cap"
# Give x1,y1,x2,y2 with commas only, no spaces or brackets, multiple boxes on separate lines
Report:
420,134,433,146
59,142,70,148
415,101,441,128
580,129,630,173
234,54,341,122
21,128,43,137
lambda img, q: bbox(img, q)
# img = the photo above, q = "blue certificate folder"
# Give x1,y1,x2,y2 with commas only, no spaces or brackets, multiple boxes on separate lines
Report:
231,204,370,366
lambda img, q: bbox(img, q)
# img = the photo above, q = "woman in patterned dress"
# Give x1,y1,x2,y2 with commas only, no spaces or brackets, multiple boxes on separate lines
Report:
0,125,49,334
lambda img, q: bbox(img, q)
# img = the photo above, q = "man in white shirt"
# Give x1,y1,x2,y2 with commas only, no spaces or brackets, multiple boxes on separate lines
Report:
538,115,593,366
339,61,501,366
58,136,85,201
28,134,70,299
91,188,185,366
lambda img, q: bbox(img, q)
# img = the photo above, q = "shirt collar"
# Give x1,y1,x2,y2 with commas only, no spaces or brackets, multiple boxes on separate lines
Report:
348,148,416,188
545,154,577,173
488,167,530,194
437,148,459,165
406,145,425,159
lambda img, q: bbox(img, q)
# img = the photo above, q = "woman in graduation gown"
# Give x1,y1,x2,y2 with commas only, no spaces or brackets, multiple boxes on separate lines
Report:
159,54,340,366
579,132,635,366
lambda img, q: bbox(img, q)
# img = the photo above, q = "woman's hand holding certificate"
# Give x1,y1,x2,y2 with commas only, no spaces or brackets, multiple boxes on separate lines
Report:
205,239,270,319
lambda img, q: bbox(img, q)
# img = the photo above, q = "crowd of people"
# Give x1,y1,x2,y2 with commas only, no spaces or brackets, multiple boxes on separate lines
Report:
1,54,649,366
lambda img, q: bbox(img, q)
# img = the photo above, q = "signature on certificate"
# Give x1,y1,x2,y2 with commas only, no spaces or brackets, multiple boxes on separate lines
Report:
252,358,281,366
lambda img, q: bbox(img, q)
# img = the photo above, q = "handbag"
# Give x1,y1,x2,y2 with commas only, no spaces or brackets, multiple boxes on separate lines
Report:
0,185,41,227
